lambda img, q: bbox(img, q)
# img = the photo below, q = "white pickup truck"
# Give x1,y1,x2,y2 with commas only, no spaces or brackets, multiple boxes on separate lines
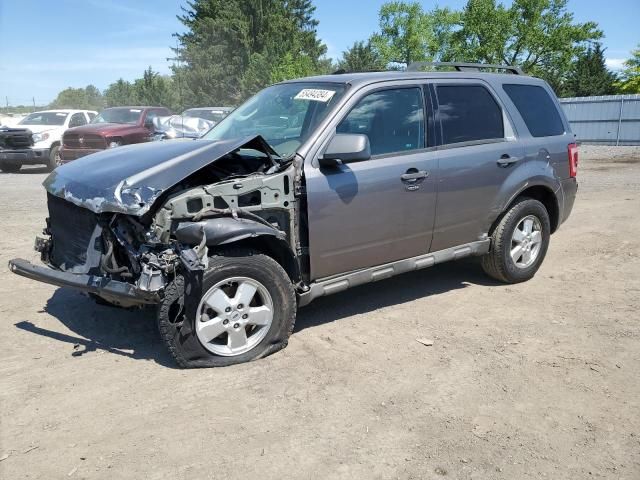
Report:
0,109,96,172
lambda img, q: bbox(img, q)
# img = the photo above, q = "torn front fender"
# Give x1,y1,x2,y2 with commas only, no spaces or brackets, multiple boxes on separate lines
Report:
174,217,285,247
43,135,278,216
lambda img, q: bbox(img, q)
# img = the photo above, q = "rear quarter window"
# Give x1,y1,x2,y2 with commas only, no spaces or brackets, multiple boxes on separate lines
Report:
503,84,565,137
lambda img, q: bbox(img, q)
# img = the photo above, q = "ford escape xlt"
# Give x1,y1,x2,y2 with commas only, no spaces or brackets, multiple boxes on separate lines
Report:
9,63,578,368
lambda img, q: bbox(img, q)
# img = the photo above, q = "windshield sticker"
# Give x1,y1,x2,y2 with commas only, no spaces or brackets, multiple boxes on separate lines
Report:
294,89,336,102
130,109,142,113
56,113,66,116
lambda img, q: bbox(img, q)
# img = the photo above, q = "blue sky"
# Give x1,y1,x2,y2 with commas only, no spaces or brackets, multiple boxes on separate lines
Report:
0,0,638,106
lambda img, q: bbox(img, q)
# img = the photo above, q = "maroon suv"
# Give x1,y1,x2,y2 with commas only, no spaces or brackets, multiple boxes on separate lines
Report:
61,106,171,162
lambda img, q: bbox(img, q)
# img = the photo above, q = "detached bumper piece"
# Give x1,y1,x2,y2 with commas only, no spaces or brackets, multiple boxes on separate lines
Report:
8,258,160,305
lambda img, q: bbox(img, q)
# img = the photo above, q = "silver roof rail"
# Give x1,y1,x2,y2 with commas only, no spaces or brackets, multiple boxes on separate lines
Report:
407,62,524,75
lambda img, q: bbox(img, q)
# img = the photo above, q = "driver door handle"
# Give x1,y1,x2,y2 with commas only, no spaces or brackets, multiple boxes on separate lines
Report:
497,154,520,167
401,170,428,182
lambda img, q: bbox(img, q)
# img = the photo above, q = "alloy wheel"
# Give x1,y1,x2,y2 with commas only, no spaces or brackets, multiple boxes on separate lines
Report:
510,215,543,269
195,276,274,356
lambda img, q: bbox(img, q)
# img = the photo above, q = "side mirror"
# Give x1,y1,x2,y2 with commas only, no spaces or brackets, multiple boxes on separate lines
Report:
319,133,371,168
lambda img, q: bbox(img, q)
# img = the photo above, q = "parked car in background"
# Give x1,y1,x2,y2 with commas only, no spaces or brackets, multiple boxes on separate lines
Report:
182,107,233,125
60,106,171,163
0,109,96,172
152,115,214,140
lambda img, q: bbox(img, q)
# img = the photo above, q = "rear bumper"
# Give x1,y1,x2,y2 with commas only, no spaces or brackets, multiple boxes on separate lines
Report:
60,146,103,163
8,258,160,305
0,148,50,165
559,177,578,225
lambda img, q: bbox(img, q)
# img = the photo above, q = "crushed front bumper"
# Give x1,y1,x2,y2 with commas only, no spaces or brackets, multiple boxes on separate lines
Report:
0,147,50,165
8,258,160,305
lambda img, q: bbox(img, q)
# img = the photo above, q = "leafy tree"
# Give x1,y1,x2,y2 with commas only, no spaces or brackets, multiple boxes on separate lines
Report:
337,41,385,72
616,45,640,94
103,79,137,107
444,0,603,90
372,0,603,90
562,43,617,97
370,1,433,66
49,85,104,110
172,0,328,107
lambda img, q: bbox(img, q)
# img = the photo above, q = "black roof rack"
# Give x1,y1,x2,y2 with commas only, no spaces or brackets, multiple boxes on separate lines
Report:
407,61,524,75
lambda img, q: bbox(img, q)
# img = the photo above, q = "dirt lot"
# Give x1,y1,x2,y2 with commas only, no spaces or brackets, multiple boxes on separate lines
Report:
1,146,639,479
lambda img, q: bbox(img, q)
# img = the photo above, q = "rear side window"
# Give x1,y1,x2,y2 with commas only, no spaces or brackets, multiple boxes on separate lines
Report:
337,87,425,156
436,85,504,144
503,84,565,137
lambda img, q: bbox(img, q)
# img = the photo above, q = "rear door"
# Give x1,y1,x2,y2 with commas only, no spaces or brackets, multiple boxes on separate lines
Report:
305,83,439,280
428,80,524,251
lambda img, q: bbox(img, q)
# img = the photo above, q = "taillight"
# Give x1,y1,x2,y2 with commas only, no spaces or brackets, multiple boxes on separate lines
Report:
568,143,578,178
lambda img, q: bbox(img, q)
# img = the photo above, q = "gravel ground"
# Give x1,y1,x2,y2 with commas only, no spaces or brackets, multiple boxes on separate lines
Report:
1,146,639,479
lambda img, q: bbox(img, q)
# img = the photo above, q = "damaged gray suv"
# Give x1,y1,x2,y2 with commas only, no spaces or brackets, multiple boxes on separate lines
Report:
9,63,578,368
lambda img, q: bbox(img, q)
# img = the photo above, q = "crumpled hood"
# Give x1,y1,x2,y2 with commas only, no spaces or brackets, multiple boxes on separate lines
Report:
44,136,267,216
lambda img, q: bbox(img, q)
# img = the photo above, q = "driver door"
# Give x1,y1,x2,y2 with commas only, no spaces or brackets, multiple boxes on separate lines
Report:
304,85,438,280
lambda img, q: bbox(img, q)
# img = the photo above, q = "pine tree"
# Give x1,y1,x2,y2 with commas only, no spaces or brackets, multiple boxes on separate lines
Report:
563,43,617,97
172,0,328,107
337,41,385,72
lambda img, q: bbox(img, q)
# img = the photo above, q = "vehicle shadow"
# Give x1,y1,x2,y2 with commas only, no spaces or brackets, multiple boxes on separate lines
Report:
14,258,499,367
17,166,50,174
14,288,178,368
294,258,500,332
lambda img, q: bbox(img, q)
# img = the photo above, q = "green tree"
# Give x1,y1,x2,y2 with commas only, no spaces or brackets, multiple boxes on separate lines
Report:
337,41,385,72
103,79,137,107
616,45,640,94
444,0,603,90
562,43,617,97
172,0,328,107
49,85,104,110
133,67,178,110
369,2,459,67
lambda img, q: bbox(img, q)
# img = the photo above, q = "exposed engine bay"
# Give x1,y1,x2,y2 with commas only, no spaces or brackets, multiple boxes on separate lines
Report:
34,135,306,307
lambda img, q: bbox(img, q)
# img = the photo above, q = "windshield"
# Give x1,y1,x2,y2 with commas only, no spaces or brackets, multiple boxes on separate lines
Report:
203,83,347,158
92,108,143,125
19,111,67,126
184,108,231,123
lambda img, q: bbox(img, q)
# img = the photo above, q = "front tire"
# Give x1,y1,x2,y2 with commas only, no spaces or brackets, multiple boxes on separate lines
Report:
157,250,296,368
481,197,551,283
47,145,61,172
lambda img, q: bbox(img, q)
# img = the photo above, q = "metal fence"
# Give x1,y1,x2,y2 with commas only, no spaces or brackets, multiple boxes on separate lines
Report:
559,94,640,146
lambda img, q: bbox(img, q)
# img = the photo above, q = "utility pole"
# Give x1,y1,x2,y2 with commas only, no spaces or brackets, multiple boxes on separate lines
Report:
5,96,8,108
32,97,36,111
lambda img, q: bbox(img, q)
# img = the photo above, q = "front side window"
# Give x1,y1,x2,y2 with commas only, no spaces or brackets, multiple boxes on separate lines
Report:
337,87,425,156
503,84,565,137
69,113,87,128
436,85,504,145
91,108,144,125
19,111,67,126
204,83,347,158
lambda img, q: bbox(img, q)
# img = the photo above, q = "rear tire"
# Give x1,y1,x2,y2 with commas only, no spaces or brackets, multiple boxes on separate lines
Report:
481,197,550,283
47,145,62,172
0,162,21,173
157,249,296,368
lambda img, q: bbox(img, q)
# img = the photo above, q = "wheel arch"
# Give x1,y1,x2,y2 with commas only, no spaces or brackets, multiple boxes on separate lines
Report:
493,184,560,235
174,218,301,284
213,236,301,284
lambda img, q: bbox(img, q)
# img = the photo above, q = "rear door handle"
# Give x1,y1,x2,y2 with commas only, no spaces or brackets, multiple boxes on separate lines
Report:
497,154,520,167
401,170,428,182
